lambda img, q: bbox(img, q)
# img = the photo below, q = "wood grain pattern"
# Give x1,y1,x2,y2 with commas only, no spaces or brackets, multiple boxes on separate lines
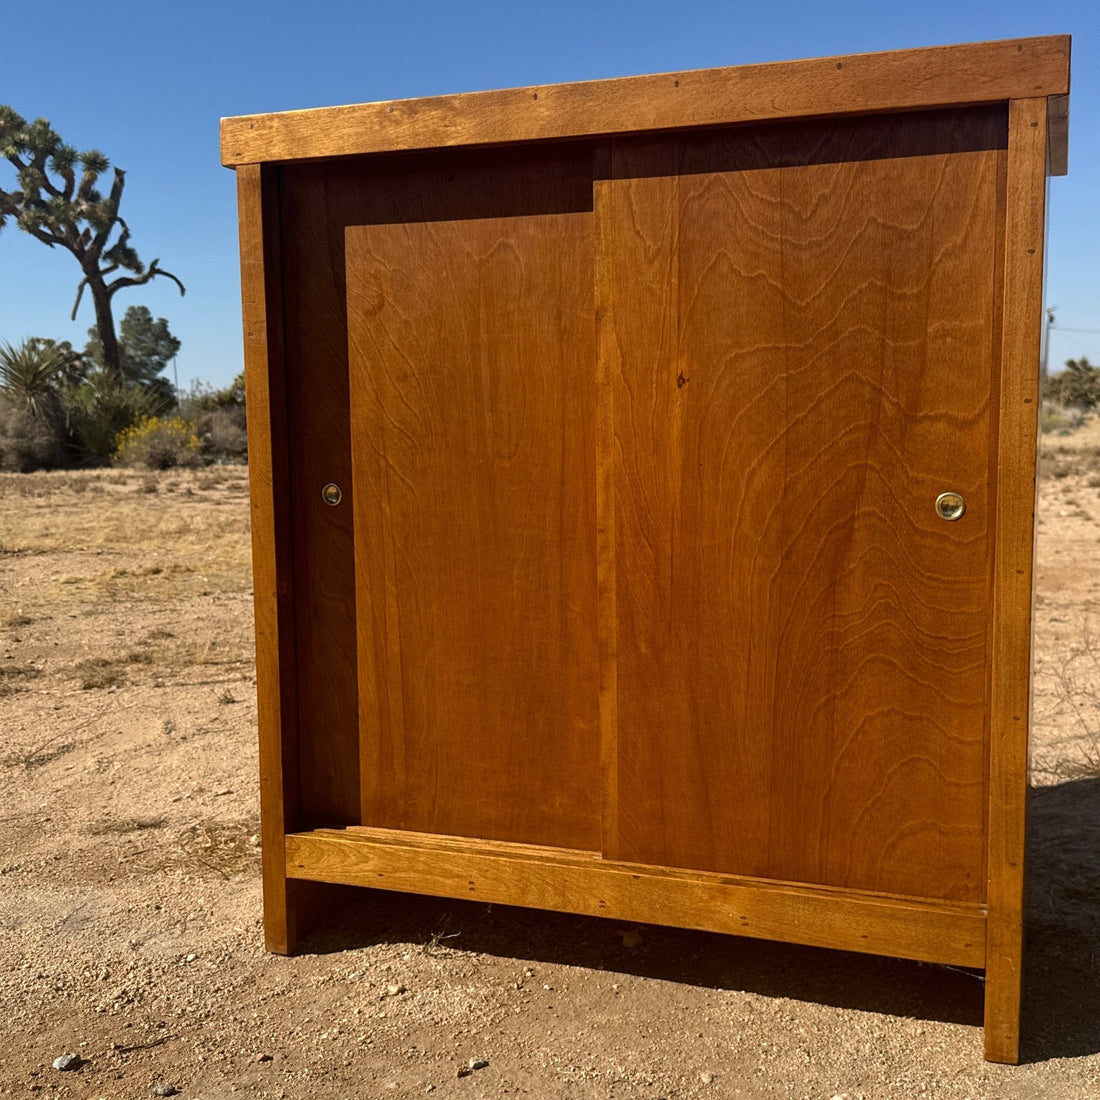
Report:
286,828,986,967
236,164,299,953
342,148,598,849
598,108,1005,900
983,96,1048,1066
221,36,1069,167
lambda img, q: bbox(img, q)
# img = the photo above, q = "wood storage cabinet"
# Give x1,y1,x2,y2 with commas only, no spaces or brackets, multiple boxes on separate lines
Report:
222,36,1070,1063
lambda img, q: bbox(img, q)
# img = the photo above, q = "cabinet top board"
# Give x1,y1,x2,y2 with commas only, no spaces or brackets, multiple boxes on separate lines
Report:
221,35,1069,173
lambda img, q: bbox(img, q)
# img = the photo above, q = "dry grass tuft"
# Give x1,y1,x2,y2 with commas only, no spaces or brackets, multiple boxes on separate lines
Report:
1033,616,1100,783
72,657,127,691
2,729,75,769
87,815,168,836
0,664,43,698
163,820,261,879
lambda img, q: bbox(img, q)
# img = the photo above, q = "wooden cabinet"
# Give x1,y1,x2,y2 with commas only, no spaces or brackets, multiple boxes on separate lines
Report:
222,36,1070,1063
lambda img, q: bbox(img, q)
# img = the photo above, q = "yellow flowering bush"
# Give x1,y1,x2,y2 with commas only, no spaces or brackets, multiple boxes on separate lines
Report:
113,416,202,470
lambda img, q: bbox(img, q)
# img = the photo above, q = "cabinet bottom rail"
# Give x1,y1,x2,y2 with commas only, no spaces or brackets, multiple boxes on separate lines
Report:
283,827,986,968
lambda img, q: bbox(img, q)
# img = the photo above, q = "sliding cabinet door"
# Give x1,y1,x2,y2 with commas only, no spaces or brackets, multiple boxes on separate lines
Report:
598,108,1006,900
344,153,600,850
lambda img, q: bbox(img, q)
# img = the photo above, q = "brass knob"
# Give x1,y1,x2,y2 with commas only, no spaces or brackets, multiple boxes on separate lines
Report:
321,483,343,507
934,491,965,521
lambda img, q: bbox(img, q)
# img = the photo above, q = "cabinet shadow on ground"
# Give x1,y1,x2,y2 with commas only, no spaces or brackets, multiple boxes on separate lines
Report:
295,777,1100,1065
1021,775,1100,1062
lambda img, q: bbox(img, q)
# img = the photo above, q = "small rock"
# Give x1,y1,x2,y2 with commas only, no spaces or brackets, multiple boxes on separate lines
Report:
468,1057,489,1070
700,1072,716,1084
52,1054,81,1072
255,1053,272,1063
151,1084,179,1097
385,983,405,997
622,930,643,948
456,1067,472,1078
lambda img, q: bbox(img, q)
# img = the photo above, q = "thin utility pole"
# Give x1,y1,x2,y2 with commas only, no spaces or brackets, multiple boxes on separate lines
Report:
1041,306,1055,379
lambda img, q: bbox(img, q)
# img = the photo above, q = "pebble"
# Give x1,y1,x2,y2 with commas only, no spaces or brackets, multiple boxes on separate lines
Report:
700,1071,716,1084
385,983,405,997
622,930,643,948
457,1056,489,1077
52,1054,81,1071
152,1084,179,1097
255,1053,273,1063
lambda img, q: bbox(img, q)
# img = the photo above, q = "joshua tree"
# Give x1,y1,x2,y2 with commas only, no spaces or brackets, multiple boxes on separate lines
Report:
0,106,184,382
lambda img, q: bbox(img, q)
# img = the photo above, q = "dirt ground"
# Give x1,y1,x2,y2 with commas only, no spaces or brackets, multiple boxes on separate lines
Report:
0,431,1098,1100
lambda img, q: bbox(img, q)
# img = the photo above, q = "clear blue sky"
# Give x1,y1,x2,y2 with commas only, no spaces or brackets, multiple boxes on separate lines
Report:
0,0,1096,390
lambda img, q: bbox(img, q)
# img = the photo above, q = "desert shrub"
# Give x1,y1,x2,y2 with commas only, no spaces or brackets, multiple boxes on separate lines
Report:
1040,402,1088,435
0,395,67,471
200,405,247,461
178,374,247,462
62,371,171,463
114,416,202,470
1044,358,1100,412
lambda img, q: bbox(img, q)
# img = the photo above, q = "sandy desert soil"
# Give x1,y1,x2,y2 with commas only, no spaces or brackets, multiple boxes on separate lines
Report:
0,434,1098,1100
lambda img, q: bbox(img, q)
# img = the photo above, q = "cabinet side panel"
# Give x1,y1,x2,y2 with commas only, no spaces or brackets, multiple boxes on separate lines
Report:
237,163,299,951
601,108,1005,901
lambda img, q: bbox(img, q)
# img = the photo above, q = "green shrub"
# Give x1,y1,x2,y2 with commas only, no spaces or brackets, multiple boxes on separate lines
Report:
63,372,168,463
114,416,202,470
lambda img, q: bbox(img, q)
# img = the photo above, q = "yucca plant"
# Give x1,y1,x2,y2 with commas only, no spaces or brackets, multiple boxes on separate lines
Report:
0,339,70,470
0,338,68,419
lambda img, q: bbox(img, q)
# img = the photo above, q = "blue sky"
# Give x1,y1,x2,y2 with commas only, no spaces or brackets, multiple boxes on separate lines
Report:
0,0,1096,390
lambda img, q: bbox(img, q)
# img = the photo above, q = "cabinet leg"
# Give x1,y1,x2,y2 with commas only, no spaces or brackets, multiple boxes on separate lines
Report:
983,950,1022,1063
263,874,335,955
261,862,299,955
